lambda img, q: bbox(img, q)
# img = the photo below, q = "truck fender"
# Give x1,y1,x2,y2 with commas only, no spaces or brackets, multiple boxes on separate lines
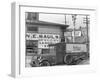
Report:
64,54,73,64
39,60,50,66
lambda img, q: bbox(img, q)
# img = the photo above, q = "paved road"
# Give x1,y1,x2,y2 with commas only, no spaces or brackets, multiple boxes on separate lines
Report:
78,59,89,65
25,55,89,67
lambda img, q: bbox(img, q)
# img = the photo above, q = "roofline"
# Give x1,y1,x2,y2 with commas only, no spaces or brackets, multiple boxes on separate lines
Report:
26,20,69,28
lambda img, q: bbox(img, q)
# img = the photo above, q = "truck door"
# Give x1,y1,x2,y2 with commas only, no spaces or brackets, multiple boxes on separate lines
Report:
56,43,66,64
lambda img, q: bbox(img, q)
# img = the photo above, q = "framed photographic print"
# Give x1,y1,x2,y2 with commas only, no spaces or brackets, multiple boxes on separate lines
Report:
11,2,96,78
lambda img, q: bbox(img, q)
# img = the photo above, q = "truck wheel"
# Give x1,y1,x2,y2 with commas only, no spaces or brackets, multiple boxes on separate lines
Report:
39,61,50,66
64,54,73,65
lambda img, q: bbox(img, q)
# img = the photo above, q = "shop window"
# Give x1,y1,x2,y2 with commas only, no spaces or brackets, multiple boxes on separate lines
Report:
26,12,39,21
26,40,38,55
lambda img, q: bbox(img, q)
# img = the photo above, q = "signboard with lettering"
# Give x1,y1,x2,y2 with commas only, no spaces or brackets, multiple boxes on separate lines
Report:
64,32,72,37
64,31,81,37
26,33,60,48
72,31,81,37
26,33,38,40
66,44,87,53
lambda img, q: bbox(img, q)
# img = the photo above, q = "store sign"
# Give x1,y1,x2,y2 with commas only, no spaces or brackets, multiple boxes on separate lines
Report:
66,44,87,53
64,31,81,37
72,31,81,37
26,33,38,40
64,32,72,36
26,33,60,48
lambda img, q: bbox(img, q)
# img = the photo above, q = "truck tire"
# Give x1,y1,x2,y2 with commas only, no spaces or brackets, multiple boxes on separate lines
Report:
64,54,73,65
39,60,50,66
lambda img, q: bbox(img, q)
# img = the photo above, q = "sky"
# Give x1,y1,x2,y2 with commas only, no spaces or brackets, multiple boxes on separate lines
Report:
39,13,89,29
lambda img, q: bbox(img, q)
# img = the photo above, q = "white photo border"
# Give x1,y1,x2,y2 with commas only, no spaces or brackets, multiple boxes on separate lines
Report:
12,2,96,77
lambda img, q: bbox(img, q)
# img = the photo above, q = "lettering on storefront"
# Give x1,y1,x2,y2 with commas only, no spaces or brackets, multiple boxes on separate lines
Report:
66,44,87,53
26,33,60,48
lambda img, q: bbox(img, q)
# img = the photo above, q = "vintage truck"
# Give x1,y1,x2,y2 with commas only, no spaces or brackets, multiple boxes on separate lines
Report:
30,42,89,67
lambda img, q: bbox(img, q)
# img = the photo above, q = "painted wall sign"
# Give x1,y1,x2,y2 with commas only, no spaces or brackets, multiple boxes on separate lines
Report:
66,44,87,53
26,33,61,48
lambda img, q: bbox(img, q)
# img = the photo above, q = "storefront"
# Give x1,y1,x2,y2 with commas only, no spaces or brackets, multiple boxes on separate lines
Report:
25,12,89,56
25,12,90,67
26,20,68,56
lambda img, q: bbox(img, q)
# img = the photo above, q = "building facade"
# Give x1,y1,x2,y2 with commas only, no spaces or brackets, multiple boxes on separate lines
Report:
25,12,68,56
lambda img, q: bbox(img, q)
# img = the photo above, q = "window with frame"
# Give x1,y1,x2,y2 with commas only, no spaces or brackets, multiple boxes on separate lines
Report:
26,12,39,21
27,25,38,32
26,40,38,55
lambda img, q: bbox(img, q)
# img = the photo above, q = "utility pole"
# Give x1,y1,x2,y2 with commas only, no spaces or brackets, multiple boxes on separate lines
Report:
83,15,90,43
72,14,77,42
86,15,90,53
83,15,90,53
65,14,67,25
86,15,89,43
64,14,66,42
